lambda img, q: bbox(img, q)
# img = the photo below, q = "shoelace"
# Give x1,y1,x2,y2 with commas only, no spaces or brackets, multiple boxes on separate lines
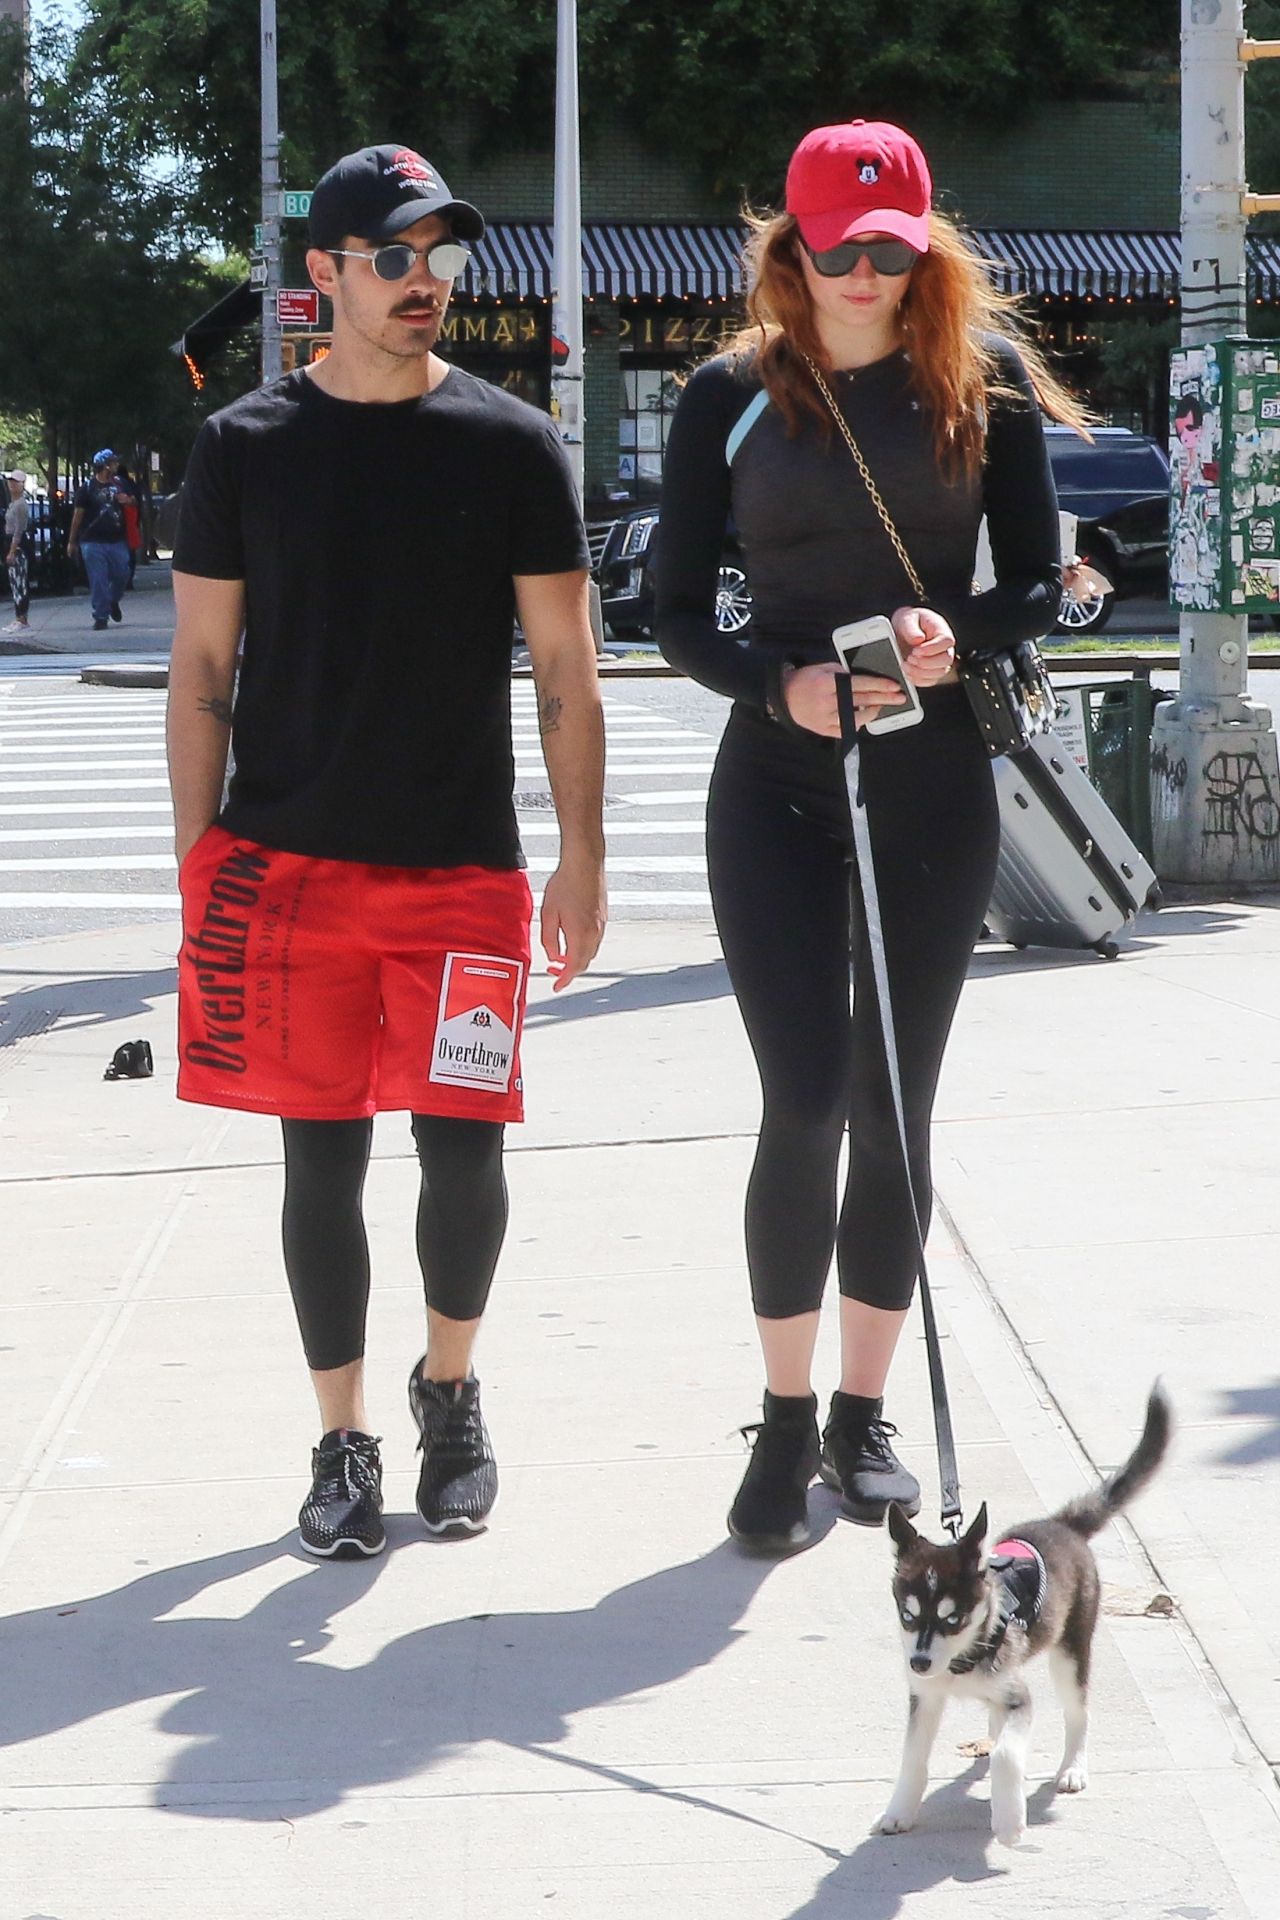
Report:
418,1390,485,1460
314,1439,377,1503
862,1417,901,1465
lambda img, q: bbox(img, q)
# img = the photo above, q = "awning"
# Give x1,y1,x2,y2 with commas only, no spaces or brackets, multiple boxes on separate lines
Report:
972,228,1280,301
462,222,748,300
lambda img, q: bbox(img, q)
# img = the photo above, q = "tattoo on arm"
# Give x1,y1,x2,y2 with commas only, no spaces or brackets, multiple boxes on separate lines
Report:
538,690,563,737
197,696,233,726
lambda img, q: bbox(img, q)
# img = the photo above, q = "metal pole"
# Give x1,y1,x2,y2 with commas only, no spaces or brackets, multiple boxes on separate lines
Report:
260,0,283,385
1151,0,1280,883
551,0,584,496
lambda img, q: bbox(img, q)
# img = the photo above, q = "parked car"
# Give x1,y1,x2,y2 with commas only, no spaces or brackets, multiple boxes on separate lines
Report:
589,425,1172,643
1046,426,1170,635
587,504,750,641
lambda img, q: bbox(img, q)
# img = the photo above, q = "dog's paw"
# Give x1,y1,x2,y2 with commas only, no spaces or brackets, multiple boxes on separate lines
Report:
992,1816,1026,1849
874,1807,917,1836
1055,1764,1089,1794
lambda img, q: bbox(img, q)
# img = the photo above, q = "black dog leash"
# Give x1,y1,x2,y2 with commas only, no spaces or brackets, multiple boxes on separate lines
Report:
835,675,964,1541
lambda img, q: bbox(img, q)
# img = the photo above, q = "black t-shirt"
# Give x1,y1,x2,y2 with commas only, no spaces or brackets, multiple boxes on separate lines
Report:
654,337,1061,710
74,478,129,543
173,367,590,867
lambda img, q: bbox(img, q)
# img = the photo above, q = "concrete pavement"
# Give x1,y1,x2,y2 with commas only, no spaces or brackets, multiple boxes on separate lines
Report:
2,897,1279,1916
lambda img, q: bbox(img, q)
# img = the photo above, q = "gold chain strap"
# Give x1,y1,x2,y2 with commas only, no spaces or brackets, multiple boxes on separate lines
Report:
802,354,928,603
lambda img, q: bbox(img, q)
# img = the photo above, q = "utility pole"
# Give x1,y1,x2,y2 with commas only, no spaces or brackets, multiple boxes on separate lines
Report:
551,0,584,495
259,0,283,386
1152,0,1280,883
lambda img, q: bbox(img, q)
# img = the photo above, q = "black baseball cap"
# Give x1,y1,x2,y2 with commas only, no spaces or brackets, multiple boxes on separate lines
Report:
308,145,484,249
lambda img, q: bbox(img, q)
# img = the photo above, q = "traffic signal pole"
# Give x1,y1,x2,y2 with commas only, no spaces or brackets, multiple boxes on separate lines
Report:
551,0,584,497
1151,0,1280,882
259,0,283,385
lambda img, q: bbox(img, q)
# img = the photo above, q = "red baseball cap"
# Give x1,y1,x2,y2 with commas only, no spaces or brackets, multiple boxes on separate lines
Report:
786,121,932,254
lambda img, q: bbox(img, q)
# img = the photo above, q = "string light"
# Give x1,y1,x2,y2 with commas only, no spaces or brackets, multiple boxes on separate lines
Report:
183,352,205,392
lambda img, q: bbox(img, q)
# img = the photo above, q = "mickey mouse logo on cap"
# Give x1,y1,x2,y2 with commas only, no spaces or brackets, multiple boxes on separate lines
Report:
858,161,880,184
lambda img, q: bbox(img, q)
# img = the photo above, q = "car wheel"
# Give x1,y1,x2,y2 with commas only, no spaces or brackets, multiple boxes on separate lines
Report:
1055,558,1114,635
715,562,753,635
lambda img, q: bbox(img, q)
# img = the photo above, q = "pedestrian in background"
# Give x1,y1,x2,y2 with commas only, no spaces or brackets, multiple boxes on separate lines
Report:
657,119,1083,1555
115,462,144,586
3,469,30,634
67,449,135,630
168,144,606,1562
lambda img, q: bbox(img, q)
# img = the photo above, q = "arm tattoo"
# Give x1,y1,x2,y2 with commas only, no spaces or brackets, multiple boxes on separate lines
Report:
197,696,233,726
538,690,563,737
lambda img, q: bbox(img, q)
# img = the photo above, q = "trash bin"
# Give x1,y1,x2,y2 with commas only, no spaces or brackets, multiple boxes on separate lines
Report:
1049,678,1170,861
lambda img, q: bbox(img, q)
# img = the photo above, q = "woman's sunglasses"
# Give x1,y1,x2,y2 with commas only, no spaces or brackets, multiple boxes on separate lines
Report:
805,238,920,278
328,241,473,283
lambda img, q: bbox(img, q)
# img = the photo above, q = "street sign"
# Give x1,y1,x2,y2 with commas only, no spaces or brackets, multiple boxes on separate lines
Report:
282,191,313,219
276,288,320,327
249,257,268,290
253,223,264,250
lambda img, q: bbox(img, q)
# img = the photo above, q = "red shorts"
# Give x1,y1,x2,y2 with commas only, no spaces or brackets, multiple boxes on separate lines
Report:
177,827,532,1122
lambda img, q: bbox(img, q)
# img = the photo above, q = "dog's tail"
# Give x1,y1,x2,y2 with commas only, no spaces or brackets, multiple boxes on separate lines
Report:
1053,1382,1172,1540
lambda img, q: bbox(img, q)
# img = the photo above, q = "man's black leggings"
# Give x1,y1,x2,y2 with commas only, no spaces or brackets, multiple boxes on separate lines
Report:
280,1113,508,1371
706,686,1000,1319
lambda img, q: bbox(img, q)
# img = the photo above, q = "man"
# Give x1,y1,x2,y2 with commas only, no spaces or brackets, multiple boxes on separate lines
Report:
68,449,135,630
168,144,606,1559
3,470,30,634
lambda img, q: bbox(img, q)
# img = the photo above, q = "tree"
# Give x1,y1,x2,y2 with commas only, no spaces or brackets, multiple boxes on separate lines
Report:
0,18,232,493
76,0,1176,239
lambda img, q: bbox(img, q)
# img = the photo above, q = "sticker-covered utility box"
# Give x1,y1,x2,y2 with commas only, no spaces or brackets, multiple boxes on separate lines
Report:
1170,337,1280,612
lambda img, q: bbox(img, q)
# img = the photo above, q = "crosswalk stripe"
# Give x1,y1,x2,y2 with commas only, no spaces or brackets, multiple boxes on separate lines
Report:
606,790,709,806
0,826,173,843
0,761,168,775
0,778,173,792
0,801,173,815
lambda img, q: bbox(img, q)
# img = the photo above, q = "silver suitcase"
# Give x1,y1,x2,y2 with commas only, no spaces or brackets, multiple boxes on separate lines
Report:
988,731,1161,959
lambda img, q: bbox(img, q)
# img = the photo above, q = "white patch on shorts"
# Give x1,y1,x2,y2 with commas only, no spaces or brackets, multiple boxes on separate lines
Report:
429,951,524,1093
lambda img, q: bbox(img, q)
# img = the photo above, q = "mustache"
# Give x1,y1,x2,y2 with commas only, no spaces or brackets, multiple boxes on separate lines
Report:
393,299,442,317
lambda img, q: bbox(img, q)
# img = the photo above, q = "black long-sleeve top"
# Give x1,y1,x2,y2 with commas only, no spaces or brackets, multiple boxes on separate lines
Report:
654,336,1061,709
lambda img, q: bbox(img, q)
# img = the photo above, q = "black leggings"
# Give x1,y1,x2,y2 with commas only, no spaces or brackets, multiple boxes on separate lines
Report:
707,686,1000,1318
280,1114,508,1371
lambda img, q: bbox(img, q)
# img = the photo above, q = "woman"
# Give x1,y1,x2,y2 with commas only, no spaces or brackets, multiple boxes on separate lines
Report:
655,119,1083,1555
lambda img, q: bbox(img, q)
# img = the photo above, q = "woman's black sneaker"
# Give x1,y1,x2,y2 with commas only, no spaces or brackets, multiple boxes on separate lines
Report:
298,1429,386,1558
407,1364,497,1536
820,1393,921,1526
727,1390,821,1555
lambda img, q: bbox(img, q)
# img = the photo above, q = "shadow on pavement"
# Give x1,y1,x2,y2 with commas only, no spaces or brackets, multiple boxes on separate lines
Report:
968,903,1254,978
525,958,731,1026
1215,1377,1280,1467
1,1529,823,1821
0,966,176,1035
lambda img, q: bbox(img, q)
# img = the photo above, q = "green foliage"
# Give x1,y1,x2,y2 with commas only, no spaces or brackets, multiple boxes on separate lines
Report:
75,0,1177,237
0,409,44,479
0,18,232,481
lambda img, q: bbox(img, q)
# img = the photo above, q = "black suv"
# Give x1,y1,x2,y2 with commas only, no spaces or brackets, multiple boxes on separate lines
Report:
588,505,750,641
589,425,1171,642
1046,426,1169,634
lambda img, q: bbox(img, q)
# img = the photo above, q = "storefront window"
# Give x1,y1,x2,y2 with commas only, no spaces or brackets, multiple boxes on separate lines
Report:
438,305,550,409
615,303,741,502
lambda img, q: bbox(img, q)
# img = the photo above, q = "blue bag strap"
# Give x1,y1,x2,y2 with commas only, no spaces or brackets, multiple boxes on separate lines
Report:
725,388,772,466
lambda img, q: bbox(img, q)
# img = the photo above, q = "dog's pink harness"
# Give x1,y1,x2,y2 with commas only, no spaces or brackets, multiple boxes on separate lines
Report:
948,1536,1047,1675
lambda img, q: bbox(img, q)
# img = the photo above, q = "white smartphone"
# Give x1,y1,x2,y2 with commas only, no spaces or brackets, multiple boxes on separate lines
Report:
831,615,924,736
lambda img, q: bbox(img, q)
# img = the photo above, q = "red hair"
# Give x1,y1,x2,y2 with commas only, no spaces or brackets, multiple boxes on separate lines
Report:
727,210,1089,474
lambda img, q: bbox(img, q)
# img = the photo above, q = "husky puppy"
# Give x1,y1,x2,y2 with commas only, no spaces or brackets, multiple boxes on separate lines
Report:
876,1383,1172,1848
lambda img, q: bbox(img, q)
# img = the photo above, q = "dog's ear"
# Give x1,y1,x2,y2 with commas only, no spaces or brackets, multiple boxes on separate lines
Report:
886,1502,919,1556
960,1502,989,1560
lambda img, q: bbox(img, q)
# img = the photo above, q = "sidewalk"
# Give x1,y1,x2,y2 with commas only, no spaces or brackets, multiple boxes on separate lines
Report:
1,903,1277,1917
5,562,177,657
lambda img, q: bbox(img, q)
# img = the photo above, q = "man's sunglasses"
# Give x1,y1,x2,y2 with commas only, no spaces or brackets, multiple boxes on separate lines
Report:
328,241,472,282
806,237,921,278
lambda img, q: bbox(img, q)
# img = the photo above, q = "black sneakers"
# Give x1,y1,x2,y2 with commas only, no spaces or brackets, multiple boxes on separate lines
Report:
727,1391,821,1555
820,1393,921,1526
298,1429,385,1558
407,1363,497,1536
110,601,123,623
